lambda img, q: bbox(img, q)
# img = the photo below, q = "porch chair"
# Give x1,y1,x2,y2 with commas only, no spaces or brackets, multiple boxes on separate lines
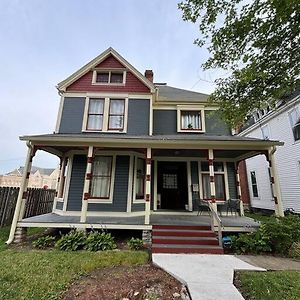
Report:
226,198,241,216
195,199,210,216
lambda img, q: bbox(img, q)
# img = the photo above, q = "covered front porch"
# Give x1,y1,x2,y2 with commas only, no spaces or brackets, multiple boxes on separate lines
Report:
7,133,283,244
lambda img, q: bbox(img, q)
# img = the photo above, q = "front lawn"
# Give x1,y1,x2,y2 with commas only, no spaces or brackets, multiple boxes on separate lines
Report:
0,227,148,300
236,271,300,300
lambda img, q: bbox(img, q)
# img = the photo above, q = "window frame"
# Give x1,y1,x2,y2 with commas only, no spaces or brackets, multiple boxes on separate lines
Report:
88,154,116,203
86,98,105,131
177,105,205,133
288,107,300,142
250,170,259,198
92,69,126,85
261,124,270,140
133,155,146,203
107,99,126,131
83,96,128,133
198,161,229,202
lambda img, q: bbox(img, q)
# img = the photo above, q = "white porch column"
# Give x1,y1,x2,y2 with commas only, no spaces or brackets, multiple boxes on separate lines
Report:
268,147,284,217
144,148,151,225
80,146,94,223
235,161,245,216
7,142,35,244
208,149,218,216
57,156,67,198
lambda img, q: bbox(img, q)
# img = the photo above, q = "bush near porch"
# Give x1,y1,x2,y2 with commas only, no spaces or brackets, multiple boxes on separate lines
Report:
231,216,300,256
0,227,148,300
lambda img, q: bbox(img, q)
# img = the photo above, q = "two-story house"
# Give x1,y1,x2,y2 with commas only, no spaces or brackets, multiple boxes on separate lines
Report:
7,48,284,252
239,90,300,214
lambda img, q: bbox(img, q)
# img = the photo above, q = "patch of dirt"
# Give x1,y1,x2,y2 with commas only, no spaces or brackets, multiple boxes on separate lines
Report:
61,264,189,300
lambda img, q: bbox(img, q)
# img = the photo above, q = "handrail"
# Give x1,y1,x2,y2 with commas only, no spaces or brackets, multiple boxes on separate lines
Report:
208,202,223,247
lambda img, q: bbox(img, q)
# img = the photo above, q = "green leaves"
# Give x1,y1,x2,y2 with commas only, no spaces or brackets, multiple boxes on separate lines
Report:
179,0,300,126
127,238,144,251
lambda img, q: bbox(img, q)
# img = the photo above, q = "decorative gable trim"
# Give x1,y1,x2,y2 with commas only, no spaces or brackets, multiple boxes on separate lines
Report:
57,47,156,93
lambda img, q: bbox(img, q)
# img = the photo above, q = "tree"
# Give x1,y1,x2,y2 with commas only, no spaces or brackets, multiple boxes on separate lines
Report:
178,0,300,127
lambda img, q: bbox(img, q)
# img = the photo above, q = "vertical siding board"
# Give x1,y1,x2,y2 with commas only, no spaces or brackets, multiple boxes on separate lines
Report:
59,97,85,133
227,162,238,199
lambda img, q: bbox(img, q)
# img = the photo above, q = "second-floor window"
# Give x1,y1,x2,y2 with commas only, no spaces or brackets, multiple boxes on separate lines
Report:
289,108,300,142
177,106,205,133
85,97,127,132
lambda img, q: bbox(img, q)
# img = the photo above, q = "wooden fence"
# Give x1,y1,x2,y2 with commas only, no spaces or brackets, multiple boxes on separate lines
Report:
0,187,56,227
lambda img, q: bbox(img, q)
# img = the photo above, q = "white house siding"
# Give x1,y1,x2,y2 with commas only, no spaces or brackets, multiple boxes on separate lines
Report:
244,100,300,213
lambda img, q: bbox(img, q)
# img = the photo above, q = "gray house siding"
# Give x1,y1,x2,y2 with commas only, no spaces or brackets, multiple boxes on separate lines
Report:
227,162,238,199
67,155,86,211
127,99,149,135
132,203,145,212
58,97,149,135
59,97,85,134
153,110,231,136
88,156,129,212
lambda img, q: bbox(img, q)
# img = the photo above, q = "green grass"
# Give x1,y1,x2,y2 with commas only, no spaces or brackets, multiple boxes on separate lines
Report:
0,227,149,300
245,212,274,223
237,271,300,300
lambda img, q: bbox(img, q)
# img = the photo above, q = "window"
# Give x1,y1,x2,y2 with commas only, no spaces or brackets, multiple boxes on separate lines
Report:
250,171,259,197
261,124,270,140
87,99,104,130
177,106,205,133
289,108,300,141
135,158,145,199
108,99,125,130
85,97,127,132
93,70,125,85
90,156,113,199
200,161,226,201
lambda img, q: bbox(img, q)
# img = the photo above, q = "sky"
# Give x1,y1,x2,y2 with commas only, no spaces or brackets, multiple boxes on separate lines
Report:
0,0,219,174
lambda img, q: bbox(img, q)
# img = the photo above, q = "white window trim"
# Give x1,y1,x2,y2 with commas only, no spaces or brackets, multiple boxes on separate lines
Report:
132,154,146,204
198,161,229,202
288,107,300,142
249,170,260,199
176,105,206,133
82,96,128,133
88,154,116,204
261,123,271,140
92,69,126,86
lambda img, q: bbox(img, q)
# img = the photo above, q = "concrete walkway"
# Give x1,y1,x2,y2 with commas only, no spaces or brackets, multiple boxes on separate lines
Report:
152,254,265,300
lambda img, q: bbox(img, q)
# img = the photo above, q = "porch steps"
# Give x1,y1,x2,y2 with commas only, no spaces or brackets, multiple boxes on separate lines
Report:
152,225,224,254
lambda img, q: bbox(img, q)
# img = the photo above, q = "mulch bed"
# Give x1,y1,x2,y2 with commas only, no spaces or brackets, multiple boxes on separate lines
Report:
61,264,189,300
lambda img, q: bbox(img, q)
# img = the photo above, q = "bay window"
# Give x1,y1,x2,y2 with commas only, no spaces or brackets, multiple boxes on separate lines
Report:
90,156,113,199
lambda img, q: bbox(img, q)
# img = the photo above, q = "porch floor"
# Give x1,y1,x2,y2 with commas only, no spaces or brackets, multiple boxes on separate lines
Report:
18,213,260,232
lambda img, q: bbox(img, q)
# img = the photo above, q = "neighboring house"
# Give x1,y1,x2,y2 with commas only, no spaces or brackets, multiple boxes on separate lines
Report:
0,166,59,189
239,90,300,213
7,48,284,250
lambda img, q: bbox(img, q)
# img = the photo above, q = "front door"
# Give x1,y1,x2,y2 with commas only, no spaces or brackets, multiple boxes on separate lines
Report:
157,162,188,210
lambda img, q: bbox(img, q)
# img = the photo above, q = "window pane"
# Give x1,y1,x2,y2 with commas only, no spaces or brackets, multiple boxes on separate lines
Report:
215,174,225,199
136,158,145,198
87,115,103,130
201,161,209,172
214,162,224,172
96,72,109,83
110,99,125,114
262,125,270,140
250,171,259,197
89,99,104,113
181,111,202,130
91,177,110,198
294,122,300,141
289,108,300,126
250,171,257,184
93,157,112,176
109,116,124,129
202,174,211,199
110,72,123,83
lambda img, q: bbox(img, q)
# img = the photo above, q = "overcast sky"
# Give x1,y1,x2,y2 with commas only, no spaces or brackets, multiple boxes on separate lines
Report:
0,0,219,174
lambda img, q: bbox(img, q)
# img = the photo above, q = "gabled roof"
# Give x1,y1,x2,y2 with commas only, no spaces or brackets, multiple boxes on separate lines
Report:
155,84,209,103
6,166,56,176
57,47,156,93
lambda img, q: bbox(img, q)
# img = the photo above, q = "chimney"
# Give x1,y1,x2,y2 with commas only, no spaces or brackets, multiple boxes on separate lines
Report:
145,70,153,82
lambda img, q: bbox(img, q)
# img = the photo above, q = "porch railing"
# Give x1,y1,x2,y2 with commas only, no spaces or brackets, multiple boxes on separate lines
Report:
208,202,223,247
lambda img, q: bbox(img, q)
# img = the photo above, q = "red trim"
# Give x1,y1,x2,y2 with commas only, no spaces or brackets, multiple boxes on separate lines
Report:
84,193,90,200
208,159,214,166
146,175,151,181
146,158,152,164
22,191,28,199
88,196,110,200
271,177,275,184
209,176,214,182
26,172,30,179
145,194,150,201
211,196,216,203
236,181,240,186
274,196,278,204
86,173,93,180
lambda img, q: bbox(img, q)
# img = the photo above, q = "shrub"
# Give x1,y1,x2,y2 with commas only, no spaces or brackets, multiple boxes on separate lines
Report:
127,238,144,250
289,242,300,259
32,236,56,249
55,230,87,251
85,231,117,251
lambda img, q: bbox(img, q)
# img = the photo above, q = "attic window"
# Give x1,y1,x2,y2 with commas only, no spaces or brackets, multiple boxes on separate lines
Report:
93,70,125,85
177,106,205,133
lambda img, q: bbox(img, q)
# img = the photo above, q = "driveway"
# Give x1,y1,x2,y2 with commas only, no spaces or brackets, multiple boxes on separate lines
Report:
152,254,265,300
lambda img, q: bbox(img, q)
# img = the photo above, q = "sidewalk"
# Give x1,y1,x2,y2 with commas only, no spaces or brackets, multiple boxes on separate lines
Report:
152,254,265,300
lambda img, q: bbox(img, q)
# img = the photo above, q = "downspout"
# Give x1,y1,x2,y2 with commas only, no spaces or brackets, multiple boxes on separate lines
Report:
6,141,33,245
